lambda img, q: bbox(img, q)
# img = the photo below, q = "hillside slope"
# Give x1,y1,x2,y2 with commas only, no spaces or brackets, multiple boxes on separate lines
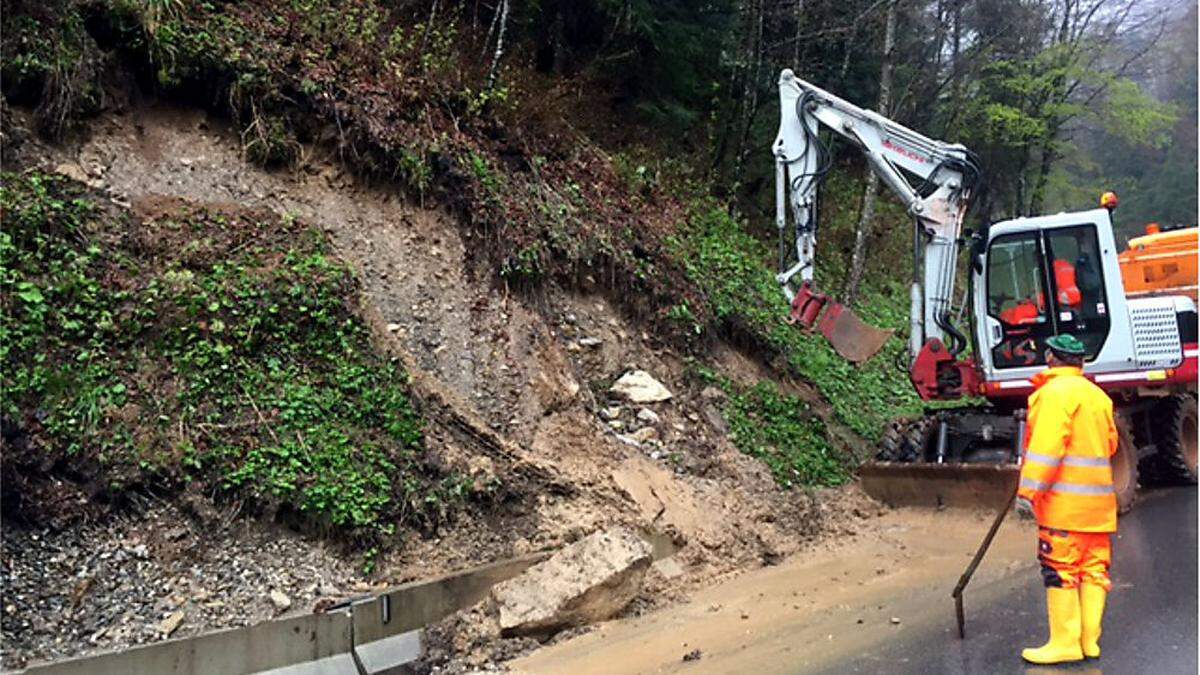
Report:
0,1,916,668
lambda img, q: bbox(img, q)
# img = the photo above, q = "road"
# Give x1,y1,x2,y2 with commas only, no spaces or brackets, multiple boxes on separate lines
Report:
842,486,1197,675
513,487,1196,675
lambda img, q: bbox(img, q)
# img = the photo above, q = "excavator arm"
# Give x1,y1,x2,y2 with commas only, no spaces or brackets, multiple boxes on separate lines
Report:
773,69,982,367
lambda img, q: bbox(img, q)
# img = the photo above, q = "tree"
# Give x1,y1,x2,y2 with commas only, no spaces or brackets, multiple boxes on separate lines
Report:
844,0,898,305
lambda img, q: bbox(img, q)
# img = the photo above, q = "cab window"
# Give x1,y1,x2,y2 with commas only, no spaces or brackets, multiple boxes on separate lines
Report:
987,233,1052,368
1044,225,1110,358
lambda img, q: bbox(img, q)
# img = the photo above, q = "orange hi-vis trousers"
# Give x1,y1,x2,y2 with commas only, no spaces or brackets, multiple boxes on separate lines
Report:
1037,527,1112,591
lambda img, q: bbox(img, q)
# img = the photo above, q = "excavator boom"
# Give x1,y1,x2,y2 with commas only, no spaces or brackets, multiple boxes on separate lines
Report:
773,70,981,364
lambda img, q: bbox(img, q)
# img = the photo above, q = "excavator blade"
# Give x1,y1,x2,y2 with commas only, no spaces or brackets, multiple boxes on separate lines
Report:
816,303,894,363
859,462,1019,510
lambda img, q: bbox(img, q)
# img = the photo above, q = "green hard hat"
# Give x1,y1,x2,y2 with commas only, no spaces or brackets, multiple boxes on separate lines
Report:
1046,333,1087,356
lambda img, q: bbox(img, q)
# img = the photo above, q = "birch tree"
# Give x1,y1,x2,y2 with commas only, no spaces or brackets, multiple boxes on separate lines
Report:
844,0,898,305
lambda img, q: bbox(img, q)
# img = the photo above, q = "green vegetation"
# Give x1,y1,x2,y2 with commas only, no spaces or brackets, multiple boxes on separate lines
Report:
672,203,920,442
6,0,1185,499
0,172,472,540
0,3,103,138
698,370,848,488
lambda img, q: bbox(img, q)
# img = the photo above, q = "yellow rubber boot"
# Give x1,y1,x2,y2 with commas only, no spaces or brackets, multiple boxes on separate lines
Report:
1080,583,1108,658
1022,587,1084,664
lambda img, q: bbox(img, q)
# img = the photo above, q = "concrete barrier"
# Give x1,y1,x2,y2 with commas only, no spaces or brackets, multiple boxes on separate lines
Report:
16,553,548,675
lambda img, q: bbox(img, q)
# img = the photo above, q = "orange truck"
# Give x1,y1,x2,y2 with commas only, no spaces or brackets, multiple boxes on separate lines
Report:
1118,224,1198,303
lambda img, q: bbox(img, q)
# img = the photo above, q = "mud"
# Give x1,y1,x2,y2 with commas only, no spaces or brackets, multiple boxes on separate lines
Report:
512,506,1038,674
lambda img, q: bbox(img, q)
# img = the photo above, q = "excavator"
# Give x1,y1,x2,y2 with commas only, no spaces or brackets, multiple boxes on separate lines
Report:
771,70,1198,511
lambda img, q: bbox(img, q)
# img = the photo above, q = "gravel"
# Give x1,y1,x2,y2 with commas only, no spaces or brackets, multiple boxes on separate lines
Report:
1,501,366,669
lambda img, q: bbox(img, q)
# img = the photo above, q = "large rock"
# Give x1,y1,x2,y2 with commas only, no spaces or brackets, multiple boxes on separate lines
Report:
491,528,652,637
610,370,673,403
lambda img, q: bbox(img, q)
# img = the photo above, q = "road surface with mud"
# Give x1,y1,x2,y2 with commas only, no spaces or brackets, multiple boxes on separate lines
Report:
843,486,1197,675
514,487,1197,674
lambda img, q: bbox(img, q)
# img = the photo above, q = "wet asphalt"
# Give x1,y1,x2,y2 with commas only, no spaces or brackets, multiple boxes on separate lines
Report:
837,487,1198,675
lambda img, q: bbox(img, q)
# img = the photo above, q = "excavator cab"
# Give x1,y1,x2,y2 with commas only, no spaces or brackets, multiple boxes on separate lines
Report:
979,214,1114,373
975,208,1136,387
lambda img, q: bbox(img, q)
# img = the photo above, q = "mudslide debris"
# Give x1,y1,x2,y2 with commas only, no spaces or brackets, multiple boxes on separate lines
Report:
491,528,652,637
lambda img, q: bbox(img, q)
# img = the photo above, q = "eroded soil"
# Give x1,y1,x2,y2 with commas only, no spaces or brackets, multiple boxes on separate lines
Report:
3,103,879,668
511,507,1037,675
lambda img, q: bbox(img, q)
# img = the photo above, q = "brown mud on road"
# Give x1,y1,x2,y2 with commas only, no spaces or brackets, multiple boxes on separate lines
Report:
512,506,1037,675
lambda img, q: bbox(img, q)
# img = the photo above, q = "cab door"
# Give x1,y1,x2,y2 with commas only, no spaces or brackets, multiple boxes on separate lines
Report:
1042,225,1113,357
983,231,1054,369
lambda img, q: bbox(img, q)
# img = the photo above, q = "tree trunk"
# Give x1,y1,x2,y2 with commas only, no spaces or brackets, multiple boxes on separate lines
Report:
420,0,439,55
708,0,755,180
1029,124,1061,215
552,7,566,74
1014,147,1031,216
486,0,510,90
731,0,766,188
793,0,804,67
944,0,964,135
844,0,898,305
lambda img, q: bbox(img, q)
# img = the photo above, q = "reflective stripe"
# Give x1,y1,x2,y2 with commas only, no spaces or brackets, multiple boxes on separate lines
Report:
1062,456,1110,468
1020,477,1113,495
1020,478,1048,491
1026,452,1108,468
1025,451,1062,467
1047,482,1114,496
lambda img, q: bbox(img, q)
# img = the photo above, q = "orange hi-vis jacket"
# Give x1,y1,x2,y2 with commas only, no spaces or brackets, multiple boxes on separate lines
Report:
1018,366,1119,533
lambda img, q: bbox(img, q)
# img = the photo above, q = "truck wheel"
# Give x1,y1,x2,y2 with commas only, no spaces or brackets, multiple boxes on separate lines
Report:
1147,395,1199,485
1114,417,1139,514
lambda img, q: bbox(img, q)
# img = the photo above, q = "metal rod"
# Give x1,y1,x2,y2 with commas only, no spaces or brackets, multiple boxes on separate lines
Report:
935,418,949,464
951,488,1018,639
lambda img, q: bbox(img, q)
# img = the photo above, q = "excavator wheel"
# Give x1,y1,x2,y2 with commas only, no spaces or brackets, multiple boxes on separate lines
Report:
1139,394,1199,486
1113,415,1139,514
876,417,936,462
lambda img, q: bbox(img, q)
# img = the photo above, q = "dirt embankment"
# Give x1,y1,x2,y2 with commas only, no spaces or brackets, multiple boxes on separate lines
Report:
2,103,882,669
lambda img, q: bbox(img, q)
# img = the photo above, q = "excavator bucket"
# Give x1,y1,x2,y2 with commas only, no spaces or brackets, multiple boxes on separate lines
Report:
817,304,894,363
859,462,1019,510
787,285,894,363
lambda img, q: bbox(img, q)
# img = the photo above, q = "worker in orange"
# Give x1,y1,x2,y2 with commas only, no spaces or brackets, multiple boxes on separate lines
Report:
1016,333,1118,664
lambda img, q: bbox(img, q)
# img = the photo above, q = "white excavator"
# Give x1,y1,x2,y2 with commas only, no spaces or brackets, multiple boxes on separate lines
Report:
771,69,1198,511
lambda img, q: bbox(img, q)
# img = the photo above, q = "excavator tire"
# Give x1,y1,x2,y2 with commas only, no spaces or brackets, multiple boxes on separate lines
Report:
1140,394,1199,486
1113,415,1139,514
876,416,936,462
